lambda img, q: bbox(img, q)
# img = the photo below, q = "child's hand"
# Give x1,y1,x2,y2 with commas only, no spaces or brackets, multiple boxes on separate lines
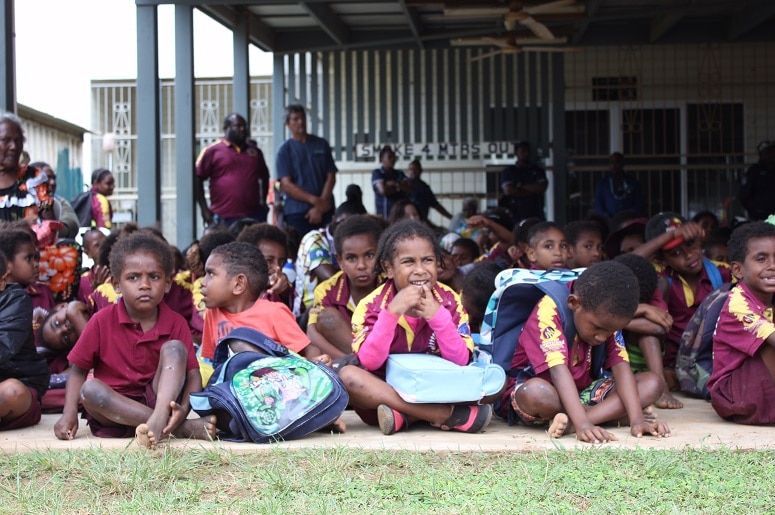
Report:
387,285,424,316
266,270,290,297
641,304,673,333
54,414,78,440
465,215,489,229
313,354,333,367
575,423,618,444
676,221,704,243
631,420,671,438
415,284,441,320
92,264,111,286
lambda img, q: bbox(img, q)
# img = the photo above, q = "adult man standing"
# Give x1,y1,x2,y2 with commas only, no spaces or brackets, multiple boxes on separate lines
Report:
593,152,645,219
499,140,548,223
738,140,775,221
195,113,270,227
276,104,337,236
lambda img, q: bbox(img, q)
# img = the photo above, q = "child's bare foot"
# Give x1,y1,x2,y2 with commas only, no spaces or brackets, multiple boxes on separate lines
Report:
654,391,684,409
135,423,158,449
663,368,680,391
331,416,346,433
173,416,217,441
548,413,569,438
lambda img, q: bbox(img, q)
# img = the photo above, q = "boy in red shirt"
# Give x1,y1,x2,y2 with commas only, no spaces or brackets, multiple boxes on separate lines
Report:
54,233,215,448
708,222,775,424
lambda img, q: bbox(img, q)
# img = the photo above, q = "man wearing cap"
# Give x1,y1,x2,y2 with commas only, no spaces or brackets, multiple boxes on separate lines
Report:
738,140,775,221
499,141,548,223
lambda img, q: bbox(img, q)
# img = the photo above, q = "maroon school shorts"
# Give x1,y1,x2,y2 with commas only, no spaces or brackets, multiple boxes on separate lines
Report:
710,353,775,425
0,386,42,431
86,382,157,438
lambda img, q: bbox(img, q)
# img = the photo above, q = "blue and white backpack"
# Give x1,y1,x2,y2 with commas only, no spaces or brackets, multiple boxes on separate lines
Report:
478,268,608,380
190,327,349,443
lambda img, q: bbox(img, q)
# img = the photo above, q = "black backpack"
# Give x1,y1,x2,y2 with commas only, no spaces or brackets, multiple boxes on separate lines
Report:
190,327,349,443
70,191,94,227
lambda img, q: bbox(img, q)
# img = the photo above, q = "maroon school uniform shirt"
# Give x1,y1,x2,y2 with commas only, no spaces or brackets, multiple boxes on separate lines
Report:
88,280,203,339
656,261,731,367
351,279,473,377
707,282,775,393
67,299,198,397
308,270,381,326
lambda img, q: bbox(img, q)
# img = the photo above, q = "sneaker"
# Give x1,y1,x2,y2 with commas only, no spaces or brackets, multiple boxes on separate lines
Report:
442,404,493,433
377,404,409,435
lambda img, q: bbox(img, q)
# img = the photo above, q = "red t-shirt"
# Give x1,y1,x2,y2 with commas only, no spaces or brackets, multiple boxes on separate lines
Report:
707,282,775,392
67,300,198,397
200,298,310,360
195,138,270,219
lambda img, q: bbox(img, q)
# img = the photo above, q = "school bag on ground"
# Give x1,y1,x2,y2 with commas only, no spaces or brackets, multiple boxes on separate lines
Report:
190,327,349,443
675,282,732,400
478,268,607,380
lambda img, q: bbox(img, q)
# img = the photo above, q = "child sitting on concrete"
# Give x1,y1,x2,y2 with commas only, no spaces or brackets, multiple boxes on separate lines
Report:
708,221,775,424
54,232,215,447
565,220,604,269
503,261,670,443
0,248,50,430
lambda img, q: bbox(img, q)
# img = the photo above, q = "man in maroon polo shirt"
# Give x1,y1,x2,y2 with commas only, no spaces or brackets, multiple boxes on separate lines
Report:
195,113,270,228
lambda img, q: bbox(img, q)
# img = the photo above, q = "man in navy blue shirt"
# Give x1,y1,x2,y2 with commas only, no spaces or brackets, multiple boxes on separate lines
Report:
276,105,337,236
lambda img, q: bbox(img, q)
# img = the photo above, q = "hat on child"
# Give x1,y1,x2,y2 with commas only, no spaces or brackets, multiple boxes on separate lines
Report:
758,140,775,153
604,217,648,258
645,212,687,251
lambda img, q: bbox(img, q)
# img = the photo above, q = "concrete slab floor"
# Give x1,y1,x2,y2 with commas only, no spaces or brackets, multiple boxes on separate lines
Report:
1,393,772,454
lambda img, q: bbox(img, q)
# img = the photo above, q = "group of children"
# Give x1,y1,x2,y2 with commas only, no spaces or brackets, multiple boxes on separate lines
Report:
2,197,775,448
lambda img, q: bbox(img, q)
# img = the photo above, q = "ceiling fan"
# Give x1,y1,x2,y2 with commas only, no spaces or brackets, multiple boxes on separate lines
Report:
445,1,582,61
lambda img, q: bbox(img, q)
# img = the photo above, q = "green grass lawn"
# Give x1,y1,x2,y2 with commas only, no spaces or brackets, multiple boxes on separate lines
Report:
0,445,773,513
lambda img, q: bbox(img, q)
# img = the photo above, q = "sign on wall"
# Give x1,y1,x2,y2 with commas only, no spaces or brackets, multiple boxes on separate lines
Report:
355,142,517,161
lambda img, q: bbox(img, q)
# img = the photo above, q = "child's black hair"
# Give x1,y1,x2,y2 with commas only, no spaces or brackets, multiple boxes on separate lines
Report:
512,216,543,246
333,214,383,256
236,223,288,251
376,219,441,274
704,227,733,251
186,229,236,278
97,230,121,268
728,221,775,264
613,253,658,304
228,218,259,238
451,237,481,260
387,199,422,224
209,241,268,297
564,220,603,246
336,184,368,216
526,221,564,247
0,250,7,277
460,262,501,320
573,261,639,319
692,210,719,226
109,232,175,278
0,229,36,263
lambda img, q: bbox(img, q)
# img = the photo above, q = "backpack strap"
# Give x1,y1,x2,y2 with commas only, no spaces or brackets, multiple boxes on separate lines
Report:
703,258,723,290
535,280,576,342
212,327,291,368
